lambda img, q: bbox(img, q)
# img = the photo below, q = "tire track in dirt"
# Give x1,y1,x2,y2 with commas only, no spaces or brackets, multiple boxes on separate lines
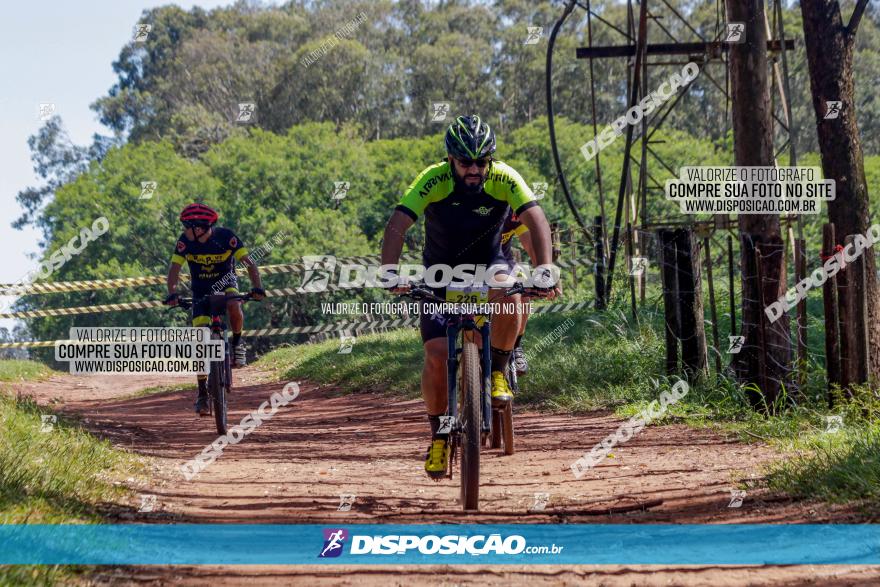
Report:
11,368,878,585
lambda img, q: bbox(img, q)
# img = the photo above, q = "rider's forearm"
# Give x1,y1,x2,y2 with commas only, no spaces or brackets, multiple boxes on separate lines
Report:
247,264,262,290
519,230,537,264
518,207,553,266
381,211,413,267
167,264,181,295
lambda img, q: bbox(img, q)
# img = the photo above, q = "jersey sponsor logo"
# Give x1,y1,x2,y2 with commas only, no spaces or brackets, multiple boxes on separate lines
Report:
417,171,451,198
176,241,186,253
487,169,518,193
185,251,232,265
473,206,493,216
229,236,238,248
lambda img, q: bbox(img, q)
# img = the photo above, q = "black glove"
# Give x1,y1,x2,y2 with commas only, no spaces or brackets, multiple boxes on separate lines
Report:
163,293,179,306
250,287,266,301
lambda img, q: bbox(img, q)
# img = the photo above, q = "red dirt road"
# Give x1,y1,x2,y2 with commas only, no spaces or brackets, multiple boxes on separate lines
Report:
11,367,879,586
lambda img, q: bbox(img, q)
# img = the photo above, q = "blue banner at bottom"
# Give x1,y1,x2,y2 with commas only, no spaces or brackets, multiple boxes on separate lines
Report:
0,524,878,565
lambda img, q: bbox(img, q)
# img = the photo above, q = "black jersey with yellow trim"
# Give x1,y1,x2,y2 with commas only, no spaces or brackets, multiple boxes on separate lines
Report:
500,211,529,261
170,226,248,294
395,159,538,268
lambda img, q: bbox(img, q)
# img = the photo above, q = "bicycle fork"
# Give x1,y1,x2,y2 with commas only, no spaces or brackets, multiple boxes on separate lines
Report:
444,321,494,438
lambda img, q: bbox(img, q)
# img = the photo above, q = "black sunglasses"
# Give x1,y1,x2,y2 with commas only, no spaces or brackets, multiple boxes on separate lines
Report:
454,157,492,169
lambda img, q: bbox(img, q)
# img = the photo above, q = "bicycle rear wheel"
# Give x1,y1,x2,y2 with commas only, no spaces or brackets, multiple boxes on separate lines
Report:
209,333,228,435
459,339,482,510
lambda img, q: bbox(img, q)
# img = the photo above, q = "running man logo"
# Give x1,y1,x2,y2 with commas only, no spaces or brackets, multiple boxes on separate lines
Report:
524,26,543,45
140,181,157,200
138,494,157,513
331,181,350,200
40,415,57,433
236,102,256,123
319,528,349,558
724,22,745,43
133,23,152,43
38,103,56,121
529,492,550,512
825,415,843,434
824,101,842,120
431,102,450,122
728,489,746,508
629,257,648,277
727,335,745,354
532,182,548,200
298,255,337,293
338,334,356,354
337,494,356,512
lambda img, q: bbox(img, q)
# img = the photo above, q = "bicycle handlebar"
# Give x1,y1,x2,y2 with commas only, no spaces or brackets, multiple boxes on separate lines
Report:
166,293,256,311
397,282,551,305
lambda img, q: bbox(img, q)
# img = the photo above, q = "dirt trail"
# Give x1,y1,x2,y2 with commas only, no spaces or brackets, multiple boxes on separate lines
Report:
11,368,878,585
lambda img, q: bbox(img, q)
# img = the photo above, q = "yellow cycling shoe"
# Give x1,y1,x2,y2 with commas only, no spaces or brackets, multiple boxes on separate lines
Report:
424,438,449,480
491,370,513,403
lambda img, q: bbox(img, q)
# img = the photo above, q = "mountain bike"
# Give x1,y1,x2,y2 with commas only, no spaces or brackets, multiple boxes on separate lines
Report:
401,282,545,510
171,293,254,435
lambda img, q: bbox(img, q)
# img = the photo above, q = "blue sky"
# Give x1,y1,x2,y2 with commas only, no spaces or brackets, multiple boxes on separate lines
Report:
0,0,236,328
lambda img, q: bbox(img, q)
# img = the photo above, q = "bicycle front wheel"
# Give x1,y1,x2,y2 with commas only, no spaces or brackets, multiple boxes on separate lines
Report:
459,339,482,510
209,333,228,435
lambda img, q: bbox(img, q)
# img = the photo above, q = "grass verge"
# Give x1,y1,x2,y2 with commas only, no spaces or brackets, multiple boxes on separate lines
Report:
0,360,147,583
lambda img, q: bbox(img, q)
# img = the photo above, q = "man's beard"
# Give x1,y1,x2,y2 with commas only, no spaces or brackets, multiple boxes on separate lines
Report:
451,165,486,195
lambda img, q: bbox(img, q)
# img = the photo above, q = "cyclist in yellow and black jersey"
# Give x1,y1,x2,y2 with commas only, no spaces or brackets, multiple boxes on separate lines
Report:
163,203,265,415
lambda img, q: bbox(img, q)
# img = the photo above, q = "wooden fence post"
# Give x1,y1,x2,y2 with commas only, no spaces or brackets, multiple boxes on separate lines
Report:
704,236,722,374
659,229,680,376
675,229,708,379
822,224,841,406
594,216,606,310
